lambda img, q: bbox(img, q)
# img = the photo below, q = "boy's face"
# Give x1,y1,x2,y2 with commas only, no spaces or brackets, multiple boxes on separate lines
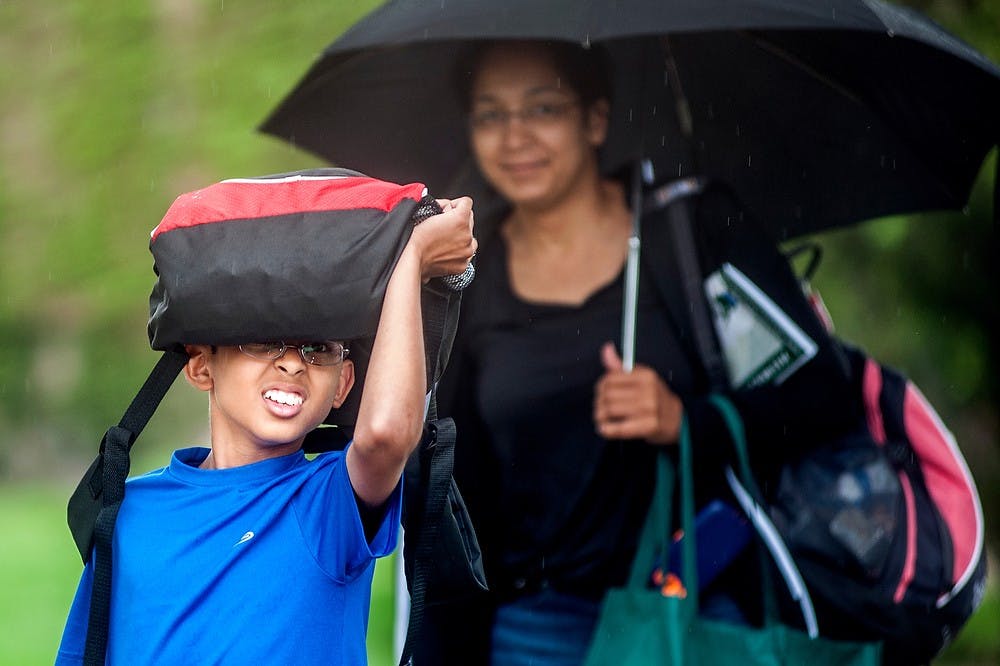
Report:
184,343,354,462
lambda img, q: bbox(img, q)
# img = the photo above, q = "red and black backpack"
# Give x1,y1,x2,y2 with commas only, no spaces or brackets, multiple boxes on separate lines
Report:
66,168,485,666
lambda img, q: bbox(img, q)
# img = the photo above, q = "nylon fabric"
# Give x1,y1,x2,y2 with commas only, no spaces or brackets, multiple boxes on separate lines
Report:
151,173,426,239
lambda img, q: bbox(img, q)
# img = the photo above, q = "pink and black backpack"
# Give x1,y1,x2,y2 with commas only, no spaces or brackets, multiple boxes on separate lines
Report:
650,177,987,665
769,342,986,664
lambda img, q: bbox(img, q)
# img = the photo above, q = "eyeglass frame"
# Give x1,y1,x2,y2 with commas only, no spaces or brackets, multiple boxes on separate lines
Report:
237,341,349,367
468,100,580,132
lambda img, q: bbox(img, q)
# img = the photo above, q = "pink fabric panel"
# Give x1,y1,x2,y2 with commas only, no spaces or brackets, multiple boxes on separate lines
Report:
863,359,886,445
894,473,918,603
903,385,982,588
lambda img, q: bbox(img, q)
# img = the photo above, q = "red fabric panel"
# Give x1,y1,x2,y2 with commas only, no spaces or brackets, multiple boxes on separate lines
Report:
903,384,983,593
151,175,426,240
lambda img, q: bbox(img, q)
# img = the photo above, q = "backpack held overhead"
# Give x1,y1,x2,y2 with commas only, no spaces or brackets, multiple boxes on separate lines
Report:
66,168,485,666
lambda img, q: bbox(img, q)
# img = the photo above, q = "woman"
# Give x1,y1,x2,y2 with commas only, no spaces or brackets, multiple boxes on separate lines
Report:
431,40,858,665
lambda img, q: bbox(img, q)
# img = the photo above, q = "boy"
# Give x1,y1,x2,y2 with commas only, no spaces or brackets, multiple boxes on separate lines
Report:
56,192,476,664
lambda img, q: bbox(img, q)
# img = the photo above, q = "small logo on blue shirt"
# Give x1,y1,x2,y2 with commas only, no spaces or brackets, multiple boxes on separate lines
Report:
234,531,255,547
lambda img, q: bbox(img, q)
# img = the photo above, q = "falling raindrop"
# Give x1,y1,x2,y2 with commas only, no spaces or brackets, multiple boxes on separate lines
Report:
962,205,971,216
747,154,752,167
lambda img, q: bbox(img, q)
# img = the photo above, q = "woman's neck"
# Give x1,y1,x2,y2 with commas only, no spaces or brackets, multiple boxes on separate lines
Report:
500,174,633,305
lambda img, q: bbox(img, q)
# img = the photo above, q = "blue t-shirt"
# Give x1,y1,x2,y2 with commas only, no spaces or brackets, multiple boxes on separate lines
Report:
56,446,401,665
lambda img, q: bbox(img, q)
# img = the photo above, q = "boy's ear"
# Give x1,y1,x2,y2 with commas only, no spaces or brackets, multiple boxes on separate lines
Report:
183,344,214,392
331,359,356,408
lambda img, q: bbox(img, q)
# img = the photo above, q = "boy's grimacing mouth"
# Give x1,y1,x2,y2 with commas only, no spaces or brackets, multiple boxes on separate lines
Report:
262,387,306,418
263,388,304,407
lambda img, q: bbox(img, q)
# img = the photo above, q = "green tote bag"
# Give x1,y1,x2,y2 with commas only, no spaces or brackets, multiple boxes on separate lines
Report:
584,396,881,666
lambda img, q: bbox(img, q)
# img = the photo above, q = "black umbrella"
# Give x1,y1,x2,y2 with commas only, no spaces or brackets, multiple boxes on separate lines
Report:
260,0,1000,241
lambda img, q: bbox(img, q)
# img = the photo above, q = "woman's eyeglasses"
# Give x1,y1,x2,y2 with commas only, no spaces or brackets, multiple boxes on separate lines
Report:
469,100,579,132
238,341,349,366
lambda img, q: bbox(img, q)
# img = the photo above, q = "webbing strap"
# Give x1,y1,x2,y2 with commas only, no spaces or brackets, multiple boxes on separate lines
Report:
67,350,188,666
664,193,727,389
399,418,457,666
399,279,465,665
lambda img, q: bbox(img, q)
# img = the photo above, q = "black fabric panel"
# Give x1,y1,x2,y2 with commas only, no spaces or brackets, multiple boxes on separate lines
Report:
148,202,416,349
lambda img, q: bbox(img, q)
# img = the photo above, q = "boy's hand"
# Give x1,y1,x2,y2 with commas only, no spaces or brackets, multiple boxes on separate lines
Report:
407,196,477,281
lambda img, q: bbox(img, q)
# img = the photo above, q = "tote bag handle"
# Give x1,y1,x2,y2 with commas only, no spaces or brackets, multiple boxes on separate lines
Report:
625,417,698,614
707,393,819,636
631,396,788,625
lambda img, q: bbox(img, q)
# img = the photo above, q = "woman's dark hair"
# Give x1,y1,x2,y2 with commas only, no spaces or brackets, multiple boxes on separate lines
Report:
454,40,612,111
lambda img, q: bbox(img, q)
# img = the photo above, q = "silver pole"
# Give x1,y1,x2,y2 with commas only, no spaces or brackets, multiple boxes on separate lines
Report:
621,160,653,371
621,234,641,372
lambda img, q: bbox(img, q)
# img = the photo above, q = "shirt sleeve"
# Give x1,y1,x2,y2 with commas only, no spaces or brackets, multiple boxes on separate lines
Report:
54,561,93,665
293,450,402,582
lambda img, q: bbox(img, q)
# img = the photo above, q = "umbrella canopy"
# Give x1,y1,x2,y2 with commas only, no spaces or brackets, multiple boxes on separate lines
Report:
260,0,1000,240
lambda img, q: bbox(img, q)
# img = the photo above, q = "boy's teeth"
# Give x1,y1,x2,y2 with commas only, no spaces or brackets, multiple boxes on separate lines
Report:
264,389,303,406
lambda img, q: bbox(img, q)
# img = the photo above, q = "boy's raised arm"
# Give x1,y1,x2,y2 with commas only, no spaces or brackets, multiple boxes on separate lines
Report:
347,197,476,508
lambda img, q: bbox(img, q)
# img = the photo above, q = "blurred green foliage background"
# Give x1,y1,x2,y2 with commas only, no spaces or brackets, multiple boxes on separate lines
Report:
0,1,996,664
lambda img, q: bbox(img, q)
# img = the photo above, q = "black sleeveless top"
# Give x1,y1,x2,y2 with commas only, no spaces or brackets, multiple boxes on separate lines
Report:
437,189,859,601
441,235,697,598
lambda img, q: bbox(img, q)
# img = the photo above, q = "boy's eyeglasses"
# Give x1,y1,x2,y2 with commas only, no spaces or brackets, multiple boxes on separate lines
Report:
238,341,349,367
469,100,579,132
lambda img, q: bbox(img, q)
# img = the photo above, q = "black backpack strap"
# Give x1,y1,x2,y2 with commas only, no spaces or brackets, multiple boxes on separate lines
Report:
419,283,462,420
399,418,456,665
643,177,728,389
66,349,188,666
398,248,487,664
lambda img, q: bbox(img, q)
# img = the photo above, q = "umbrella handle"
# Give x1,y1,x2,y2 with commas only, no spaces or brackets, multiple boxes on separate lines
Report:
621,234,641,372
621,160,651,372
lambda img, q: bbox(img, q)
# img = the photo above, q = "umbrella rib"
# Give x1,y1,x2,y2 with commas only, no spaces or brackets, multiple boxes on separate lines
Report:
661,37,694,140
746,31,864,106
745,30,958,206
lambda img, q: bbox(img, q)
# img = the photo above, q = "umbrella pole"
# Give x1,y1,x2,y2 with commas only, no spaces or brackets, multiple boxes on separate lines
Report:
621,160,651,371
621,234,640,372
